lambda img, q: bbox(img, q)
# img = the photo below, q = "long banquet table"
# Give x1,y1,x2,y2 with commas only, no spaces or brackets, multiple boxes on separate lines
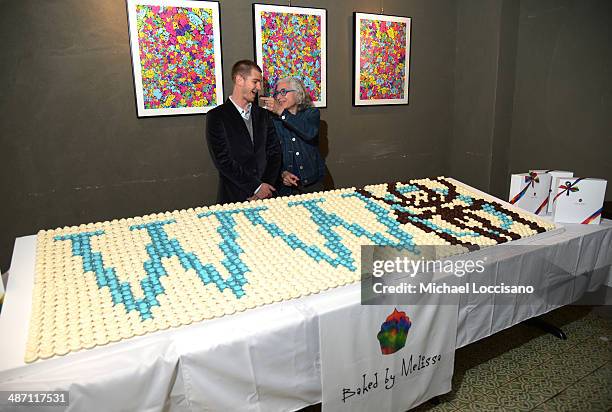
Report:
0,221,610,412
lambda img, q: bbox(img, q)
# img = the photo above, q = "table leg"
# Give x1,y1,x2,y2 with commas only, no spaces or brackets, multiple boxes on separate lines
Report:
524,317,567,340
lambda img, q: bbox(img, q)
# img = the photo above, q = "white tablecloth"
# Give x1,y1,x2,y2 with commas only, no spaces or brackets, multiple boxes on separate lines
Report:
0,221,610,412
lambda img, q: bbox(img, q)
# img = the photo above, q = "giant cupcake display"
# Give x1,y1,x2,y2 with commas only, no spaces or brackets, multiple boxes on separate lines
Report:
26,177,555,362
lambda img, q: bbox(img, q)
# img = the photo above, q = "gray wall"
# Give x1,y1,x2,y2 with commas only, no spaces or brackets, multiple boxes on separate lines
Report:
508,0,612,198
1,0,610,273
0,0,456,272
449,0,611,201
450,0,512,192
449,0,521,198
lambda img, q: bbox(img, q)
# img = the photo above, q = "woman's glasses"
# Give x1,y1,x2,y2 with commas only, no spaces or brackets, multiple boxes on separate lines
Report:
273,88,296,98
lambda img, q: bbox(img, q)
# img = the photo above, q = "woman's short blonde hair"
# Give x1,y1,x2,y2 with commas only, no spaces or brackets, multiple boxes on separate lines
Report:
276,77,313,111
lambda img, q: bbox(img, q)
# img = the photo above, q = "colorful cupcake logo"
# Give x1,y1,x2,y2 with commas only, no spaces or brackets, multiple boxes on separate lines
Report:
377,308,412,355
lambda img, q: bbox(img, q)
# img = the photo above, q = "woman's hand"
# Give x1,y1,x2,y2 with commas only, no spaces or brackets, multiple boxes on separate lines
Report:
281,171,299,187
260,96,284,115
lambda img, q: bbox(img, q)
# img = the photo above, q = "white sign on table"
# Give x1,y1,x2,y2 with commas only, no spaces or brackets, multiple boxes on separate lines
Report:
319,299,458,412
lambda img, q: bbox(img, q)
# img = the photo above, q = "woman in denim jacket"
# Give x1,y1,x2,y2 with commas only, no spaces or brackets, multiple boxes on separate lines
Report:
260,77,326,196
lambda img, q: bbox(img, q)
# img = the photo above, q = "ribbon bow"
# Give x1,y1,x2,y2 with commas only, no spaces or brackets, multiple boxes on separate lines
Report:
553,178,584,203
524,172,539,188
559,181,579,196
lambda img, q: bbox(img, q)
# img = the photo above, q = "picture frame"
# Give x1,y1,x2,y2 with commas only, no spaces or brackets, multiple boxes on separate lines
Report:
353,12,411,106
126,0,223,117
253,4,327,108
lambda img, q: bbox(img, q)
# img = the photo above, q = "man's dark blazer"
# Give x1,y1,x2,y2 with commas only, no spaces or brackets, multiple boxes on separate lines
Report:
206,99,281,204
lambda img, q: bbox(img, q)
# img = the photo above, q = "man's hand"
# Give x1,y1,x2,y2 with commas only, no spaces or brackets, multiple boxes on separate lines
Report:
255,183,276,199
281,171,299,187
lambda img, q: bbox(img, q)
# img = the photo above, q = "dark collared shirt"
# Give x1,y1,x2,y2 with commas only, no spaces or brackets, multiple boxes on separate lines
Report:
272,107,325,193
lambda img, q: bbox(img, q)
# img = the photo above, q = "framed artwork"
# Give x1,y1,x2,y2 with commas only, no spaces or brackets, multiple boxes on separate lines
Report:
353,12,411,106
253,4,327,107
126,0,223,116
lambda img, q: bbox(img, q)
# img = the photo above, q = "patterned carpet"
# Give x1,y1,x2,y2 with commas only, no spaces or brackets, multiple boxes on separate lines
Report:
417,306,612,412
302,305,612,412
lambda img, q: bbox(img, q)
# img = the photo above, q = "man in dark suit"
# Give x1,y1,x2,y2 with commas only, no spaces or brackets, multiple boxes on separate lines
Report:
206,60,281,204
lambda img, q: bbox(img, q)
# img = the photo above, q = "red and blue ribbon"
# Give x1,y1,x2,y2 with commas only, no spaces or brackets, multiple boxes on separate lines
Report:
534,197,549,215
581,208,603,224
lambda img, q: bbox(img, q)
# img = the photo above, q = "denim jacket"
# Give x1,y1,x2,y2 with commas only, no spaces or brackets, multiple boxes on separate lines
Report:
272,107,326,188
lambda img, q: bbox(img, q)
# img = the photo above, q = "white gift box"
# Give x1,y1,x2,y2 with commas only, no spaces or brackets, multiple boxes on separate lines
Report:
530,170,574,214
509,172,552,215
551,178,607,224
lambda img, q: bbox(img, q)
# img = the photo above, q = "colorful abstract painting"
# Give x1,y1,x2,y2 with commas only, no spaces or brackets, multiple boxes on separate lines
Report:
127,0,223,116
354,13,411,106
254,5,326,107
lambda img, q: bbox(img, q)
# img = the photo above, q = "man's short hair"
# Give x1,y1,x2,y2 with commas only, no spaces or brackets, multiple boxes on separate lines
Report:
231,60,262,82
